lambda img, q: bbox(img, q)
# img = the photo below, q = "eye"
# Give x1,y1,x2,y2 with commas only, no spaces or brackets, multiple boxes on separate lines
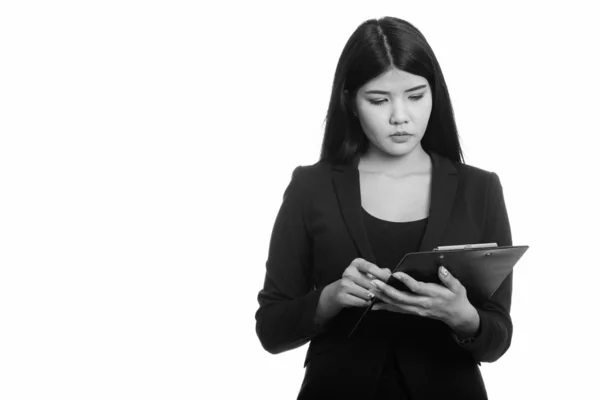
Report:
368,99,387,106
408,94,424,101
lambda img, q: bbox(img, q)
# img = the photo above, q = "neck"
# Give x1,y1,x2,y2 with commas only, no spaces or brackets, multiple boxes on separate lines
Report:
359,145,430,174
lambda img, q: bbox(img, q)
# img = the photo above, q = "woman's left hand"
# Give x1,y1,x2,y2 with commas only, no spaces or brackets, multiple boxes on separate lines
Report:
370,266,480,336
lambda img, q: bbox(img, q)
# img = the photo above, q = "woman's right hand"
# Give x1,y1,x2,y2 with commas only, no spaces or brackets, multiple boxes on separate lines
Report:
315,258,391,325
329,258,392,308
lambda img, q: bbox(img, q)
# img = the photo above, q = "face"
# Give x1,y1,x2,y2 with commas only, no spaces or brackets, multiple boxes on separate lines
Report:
354,68,433,157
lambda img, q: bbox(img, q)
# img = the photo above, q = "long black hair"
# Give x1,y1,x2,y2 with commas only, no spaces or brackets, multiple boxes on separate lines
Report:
320,17,464,164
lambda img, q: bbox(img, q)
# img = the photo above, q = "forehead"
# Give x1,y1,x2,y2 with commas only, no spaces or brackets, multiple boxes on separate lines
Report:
360,68,429,92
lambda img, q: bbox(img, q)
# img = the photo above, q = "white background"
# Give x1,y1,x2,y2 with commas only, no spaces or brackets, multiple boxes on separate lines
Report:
1,1,599,399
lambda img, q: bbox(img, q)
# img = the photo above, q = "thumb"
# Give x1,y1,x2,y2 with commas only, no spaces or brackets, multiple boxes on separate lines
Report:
438,265,462,293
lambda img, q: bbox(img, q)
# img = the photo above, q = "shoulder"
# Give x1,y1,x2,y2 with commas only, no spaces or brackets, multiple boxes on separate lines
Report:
435,152,501,189
292,160,333,176
432,152,503,198
281,160,333,202
288,160,334,186
455,161,497,183
441,157,505,207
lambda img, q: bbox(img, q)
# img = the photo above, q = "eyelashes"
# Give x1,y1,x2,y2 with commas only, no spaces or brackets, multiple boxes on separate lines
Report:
368,95,424,105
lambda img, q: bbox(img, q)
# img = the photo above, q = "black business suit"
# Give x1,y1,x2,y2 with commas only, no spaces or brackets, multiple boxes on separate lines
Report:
255,151,513,399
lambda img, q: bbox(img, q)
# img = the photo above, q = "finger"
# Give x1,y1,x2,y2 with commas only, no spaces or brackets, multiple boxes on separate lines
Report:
344,269,379,293
370,279,429,308
438,266,463,294
375,296,431,317
372,302,427,319
342,262,371,287
344,279,378,302
373,286,426,313
390,272,439,296
342,292,371,308
371,288,406,307
366,268,390,280
372,303,406,313
348,260,390,291
354,259,391,282
390,303,427,317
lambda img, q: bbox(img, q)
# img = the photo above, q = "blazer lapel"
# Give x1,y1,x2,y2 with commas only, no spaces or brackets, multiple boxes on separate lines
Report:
331,159,376,263
419,152,458,251
331,151,458,260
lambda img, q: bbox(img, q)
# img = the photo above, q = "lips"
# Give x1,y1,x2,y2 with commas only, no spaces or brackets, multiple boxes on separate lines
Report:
391,132,411,136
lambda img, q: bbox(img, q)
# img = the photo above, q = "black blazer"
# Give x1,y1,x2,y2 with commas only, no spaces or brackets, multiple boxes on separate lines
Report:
255,151,513,400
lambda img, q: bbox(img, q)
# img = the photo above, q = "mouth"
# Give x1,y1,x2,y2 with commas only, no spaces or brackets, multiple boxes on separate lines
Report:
390,132,411,136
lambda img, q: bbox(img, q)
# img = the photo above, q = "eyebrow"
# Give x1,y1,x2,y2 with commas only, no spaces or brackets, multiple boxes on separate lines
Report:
365,84,428,94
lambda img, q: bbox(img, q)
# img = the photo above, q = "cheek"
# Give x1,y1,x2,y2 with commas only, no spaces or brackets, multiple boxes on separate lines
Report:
417,99,433,122
358,108,387,135
407,106,431,130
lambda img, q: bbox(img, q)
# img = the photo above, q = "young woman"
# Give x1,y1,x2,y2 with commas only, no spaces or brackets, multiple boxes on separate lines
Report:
255,16,513,400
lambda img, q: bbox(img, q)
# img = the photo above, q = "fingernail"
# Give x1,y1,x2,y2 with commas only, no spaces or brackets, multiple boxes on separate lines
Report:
366,291,375,299
439,266,448,276
392,272,402,280
370,280,381,289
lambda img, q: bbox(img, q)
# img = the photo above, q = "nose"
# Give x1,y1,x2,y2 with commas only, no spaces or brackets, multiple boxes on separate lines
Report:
390,100,409,125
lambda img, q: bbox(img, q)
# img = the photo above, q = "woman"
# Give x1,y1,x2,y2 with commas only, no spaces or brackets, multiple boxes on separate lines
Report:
255,16,513,400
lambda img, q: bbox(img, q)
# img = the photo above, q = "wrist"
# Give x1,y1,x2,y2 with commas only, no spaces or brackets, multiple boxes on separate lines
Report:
314,282,343,325
450,304,480,339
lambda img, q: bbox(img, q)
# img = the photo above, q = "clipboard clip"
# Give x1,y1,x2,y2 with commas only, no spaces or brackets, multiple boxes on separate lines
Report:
433,243,498,251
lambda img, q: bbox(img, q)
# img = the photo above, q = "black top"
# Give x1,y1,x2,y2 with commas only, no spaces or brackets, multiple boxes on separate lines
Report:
362,208,428,271
361,208,428,400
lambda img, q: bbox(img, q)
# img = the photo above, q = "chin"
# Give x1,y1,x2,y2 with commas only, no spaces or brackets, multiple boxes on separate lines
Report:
385,144,420,157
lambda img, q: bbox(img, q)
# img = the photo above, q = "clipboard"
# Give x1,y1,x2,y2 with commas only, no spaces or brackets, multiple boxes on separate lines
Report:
348,243,529,337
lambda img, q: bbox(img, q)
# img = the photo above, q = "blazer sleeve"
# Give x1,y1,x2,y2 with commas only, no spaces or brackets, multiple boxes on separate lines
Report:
458,171,514,363
255,166,325,354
